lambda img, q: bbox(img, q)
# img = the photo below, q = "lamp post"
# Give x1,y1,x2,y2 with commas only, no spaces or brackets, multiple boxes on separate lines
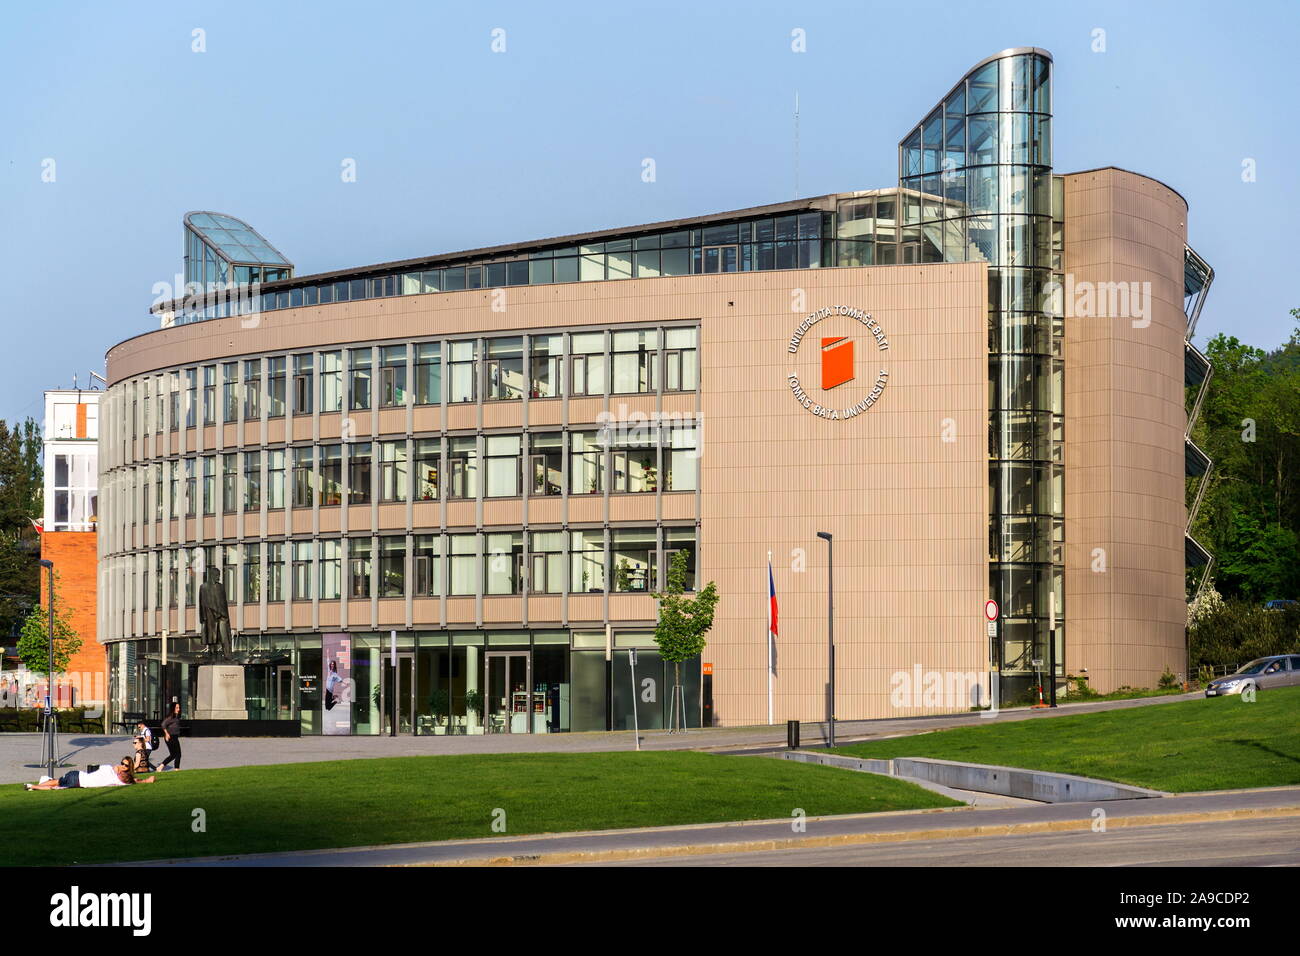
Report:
816,532,834,748
39,559,56,779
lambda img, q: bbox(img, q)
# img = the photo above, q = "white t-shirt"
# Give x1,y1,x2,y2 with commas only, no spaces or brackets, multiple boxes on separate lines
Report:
79,765,127,788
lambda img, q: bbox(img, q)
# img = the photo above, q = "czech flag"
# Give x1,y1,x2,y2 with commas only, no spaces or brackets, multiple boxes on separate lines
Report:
768,558,779,648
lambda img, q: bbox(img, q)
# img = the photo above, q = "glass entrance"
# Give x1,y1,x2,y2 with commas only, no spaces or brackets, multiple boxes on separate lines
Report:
380,653,415,734
276,665,294,718
485,652,531,733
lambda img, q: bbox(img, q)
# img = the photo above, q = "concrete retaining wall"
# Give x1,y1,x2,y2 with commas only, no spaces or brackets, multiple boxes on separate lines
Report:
782,751,1166,802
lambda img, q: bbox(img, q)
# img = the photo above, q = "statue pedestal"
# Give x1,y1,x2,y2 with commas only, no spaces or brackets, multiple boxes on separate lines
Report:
195,665,247,720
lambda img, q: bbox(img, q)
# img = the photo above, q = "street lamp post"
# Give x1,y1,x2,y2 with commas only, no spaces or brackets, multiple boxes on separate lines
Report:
816,532,834,748
39,559,56,779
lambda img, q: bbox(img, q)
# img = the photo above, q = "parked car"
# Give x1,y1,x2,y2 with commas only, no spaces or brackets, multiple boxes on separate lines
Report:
1263,599,1297,610
1204,655,1300,696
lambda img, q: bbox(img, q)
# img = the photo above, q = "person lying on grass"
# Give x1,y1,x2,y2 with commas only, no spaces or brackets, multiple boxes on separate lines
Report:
25,756,156,790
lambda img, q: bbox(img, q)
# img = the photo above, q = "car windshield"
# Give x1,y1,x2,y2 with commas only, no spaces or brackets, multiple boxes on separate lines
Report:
1233,658,1277,675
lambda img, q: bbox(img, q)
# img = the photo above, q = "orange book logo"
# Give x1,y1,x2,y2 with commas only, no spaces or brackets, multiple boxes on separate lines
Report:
821,336,854,390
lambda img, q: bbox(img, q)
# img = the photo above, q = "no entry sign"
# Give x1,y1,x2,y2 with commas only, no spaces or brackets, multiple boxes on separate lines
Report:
984,599,999,622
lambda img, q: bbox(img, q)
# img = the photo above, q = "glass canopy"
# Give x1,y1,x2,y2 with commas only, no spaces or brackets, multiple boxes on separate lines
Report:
184,211,292,288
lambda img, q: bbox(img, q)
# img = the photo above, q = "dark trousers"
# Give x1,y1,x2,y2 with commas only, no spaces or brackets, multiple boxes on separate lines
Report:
159,736,182,769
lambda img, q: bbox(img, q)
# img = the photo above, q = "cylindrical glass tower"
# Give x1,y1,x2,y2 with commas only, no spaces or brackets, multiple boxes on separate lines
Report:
899,48,1063,699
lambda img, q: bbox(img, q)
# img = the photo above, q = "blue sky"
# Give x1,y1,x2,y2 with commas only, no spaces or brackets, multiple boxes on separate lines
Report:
2,0,1297,422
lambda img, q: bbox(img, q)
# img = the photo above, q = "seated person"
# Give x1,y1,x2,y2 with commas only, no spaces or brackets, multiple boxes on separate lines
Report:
133,721,155,771
26,757,155,790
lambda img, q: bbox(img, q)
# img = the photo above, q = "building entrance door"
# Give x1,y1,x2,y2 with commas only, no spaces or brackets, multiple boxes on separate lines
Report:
484,652,531,733
380,653,415,734
275,665,294,718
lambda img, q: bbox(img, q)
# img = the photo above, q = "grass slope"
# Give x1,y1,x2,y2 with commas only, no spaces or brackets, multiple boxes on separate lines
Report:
833,686,1300,792
0,751,957,866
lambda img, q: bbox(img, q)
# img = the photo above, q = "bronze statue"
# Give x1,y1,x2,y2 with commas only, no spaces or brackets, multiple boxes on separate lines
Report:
198,566,232,661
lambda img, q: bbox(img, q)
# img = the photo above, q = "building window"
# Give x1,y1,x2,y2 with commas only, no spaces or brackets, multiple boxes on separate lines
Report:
266,449,285,509
267,357,287,418
222,363,239,423
379,536,405,598
448,437,477,499
348,442,372,505
448,340,476,403
664,328,699,391
612,329,658,393
570,431,604,494
530,335,562,398
319,540,341,600
349,348,372,411
413,534,441,596
485,435,520,498
379,440,408,502
243,451,262,511
415,343,441,405
293,354,314,415
319,445,342,505
201,455,215,515
243,359,261,420
448,533,477,595
569,332,606,396
611,528,655,592
266,542,285,602
609,429,656,493
202,365,217,425
348,538,372,598
528,432,563,496
485,337,524,401
154,463,164,519
292,447,314,508
664,527,697,590
243,543,261,603
167,372,180,432
320,351,343,413
184,369,197,428
664,425,699,491
221,453,237,512
570,530,605,592
222,544,238,602
414,438,440,501
485,532,522,594
168,461,180,518
529,531,565,593
292,541,314,600
380,345,407,407
183,458,196,516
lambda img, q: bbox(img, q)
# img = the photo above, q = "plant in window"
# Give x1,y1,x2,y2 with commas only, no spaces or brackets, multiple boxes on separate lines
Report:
428,688,450,727
614,558,634,592
641,458,657,492
464,688,484,725
653,549,718,733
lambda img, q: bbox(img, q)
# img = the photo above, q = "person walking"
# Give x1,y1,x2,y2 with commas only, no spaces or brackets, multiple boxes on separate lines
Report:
158,701,183,771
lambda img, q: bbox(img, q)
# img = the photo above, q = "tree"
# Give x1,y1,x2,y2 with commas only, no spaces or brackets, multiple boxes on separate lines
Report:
17,571,81,676
0,417,43,640
653,549,718,731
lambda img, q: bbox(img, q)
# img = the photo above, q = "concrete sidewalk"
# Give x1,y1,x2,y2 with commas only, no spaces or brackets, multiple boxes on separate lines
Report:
0,691,1200,784
123,785,1300,867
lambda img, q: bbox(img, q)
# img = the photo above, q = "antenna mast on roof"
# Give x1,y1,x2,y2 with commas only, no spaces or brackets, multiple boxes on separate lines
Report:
794,91,800,200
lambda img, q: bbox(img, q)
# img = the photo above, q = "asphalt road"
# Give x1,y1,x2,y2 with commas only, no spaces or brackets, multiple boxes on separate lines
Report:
589,816,1300,867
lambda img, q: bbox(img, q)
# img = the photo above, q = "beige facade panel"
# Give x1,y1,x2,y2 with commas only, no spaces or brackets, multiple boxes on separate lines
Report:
1063,168,1189,694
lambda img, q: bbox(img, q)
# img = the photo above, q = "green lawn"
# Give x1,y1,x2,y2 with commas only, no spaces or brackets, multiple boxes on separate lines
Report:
0,751,958,866
834,686,1300,793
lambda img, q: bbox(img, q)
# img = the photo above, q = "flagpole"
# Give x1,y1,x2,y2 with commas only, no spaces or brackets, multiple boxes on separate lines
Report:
767,550,774,725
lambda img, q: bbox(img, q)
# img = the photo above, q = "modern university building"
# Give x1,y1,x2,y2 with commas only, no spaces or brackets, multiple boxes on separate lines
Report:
97,48,1215,734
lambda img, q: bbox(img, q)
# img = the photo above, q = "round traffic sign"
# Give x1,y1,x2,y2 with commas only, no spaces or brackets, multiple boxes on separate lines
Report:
984,599,999,622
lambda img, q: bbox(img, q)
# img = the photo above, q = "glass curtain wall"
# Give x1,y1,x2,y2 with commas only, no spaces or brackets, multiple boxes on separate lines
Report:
899,50,1061,696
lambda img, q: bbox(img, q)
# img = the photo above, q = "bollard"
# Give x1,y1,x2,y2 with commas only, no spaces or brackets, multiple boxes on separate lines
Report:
787,719,800,750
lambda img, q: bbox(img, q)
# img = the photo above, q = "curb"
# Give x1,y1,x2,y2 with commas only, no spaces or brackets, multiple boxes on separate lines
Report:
421,805,1300,867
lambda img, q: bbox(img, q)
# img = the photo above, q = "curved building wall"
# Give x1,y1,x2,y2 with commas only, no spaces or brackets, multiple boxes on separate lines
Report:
1061,168,1189,691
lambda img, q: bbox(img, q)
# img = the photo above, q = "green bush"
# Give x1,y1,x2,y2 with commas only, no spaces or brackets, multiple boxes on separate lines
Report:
0,705,104,733
1188,593,1300,670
